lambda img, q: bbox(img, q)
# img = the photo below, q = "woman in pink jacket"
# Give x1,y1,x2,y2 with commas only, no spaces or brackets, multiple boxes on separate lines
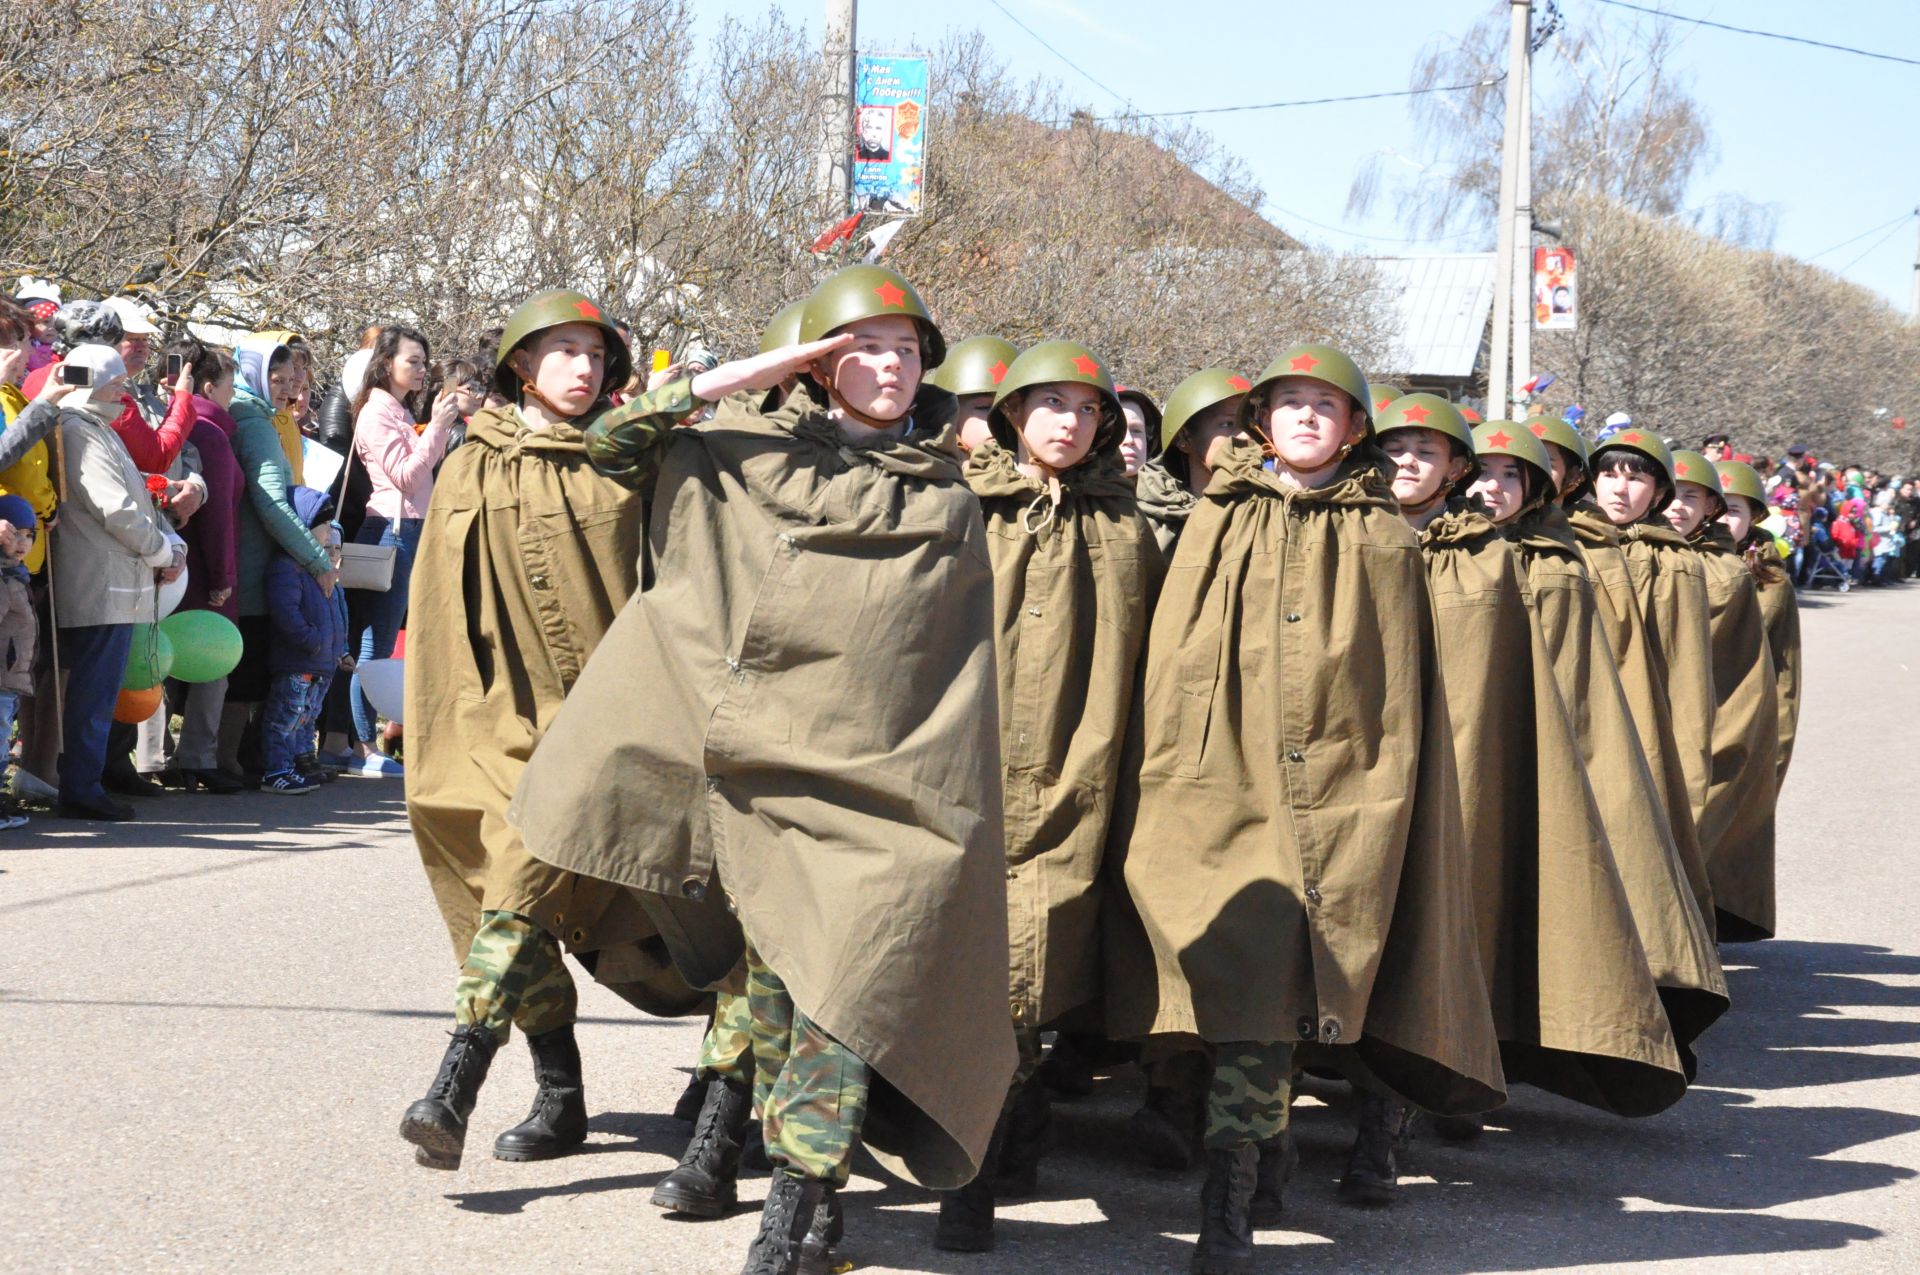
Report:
338,325,456,778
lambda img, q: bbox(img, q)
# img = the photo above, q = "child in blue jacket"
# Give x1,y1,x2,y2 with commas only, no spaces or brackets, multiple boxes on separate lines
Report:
262,486,351,793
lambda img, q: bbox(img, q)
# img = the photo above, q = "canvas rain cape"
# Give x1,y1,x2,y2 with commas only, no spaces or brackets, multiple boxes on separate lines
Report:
1752,549,1802,789
1421,504,1684,1115
1568,504,1717,934
1119,442,1504,1117
1694,525,1781,942
1510,507,1727,1062
512,381,1017,1190
406,403,699,1016
966,443,1159,1029
1132,455,1197,559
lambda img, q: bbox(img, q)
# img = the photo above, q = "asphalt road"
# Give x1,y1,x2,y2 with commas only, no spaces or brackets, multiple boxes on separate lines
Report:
5,582,1919,1274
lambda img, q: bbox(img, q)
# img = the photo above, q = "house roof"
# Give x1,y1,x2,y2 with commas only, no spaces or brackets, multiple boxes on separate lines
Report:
1369,252,1497,381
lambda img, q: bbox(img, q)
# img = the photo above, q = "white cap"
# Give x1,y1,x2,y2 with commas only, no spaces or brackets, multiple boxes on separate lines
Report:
14,276,61,306
1604,411,1632,429
341,348,374,404
102,296,160,335
64,343,128,383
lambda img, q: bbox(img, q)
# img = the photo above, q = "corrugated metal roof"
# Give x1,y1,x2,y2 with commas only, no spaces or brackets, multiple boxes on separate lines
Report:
1370,253,1497,381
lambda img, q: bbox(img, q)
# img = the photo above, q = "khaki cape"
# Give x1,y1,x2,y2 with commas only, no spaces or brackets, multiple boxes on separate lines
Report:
513,382,1016,1190
1568,504,1717,934
967,444,1158,1030
1750,545,1802,789
1133,455,1197,559
406,405,699,1015
1421,505,1683,1115
1119,443,1504,1116
1694,526,1781,942
1512,508,1727,1062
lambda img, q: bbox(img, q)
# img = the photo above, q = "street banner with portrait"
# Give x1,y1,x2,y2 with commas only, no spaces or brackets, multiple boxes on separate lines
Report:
1534,246,1577,331
852,53,929,215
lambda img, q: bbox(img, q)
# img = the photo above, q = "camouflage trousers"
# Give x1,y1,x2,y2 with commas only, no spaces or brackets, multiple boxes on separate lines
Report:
697,988,755,1088
453,910,578,1044
1205,1041,1294,1150
747,945,871,1186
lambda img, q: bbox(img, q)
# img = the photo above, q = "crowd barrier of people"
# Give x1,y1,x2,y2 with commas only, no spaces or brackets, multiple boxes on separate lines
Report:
2,267,1812,1275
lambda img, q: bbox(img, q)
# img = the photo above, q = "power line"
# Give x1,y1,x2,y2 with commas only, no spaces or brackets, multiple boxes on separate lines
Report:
1834,217,1914,277
1592,0,1920,68
1081,77,1505,122
1805,211,1917,263
984,0,1129,108
1265,203,1481,246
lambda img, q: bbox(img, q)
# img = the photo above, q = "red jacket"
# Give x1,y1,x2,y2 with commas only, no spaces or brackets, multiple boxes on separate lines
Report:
21,360,191,473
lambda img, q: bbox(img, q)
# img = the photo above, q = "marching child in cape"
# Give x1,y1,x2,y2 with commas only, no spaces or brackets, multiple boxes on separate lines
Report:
1716,460,1801,790
930,341,1158,1252
1120,346,1502,1275
1664,451,1780,941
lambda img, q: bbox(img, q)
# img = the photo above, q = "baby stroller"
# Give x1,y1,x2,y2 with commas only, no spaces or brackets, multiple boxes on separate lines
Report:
1801,506,1852,591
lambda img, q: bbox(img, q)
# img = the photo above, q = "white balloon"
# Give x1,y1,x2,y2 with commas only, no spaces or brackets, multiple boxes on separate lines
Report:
157,564,189,618
356,657,405,726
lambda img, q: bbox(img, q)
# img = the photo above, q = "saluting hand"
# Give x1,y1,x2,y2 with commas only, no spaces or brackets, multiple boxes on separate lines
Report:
689,335,854,406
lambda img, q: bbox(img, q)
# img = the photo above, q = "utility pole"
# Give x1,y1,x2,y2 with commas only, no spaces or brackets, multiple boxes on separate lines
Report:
1488,0,1531,418
1511,45,1533,419
821,0,857,211
1910,207,1919,323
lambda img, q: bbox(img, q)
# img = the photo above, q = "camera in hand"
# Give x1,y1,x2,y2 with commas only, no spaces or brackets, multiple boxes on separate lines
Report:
57,364,94,387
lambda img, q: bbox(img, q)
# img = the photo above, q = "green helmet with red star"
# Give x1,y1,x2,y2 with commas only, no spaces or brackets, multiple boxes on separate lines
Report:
1368,383,1404,417
1238,342,1374,438
925,335,1017,398
1473,420,1555,503
988,340,1124,455
1523,413,1587,466
1589,427,1676,515
493,289,633,402
1375,392,1472,453
1714,460,1766,509
1161,368,1253,454
1669,448,1727,519
758,300,808,355
798,264,946,369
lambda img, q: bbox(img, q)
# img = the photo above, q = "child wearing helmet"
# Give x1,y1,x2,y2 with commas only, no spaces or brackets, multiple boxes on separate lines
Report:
925,334,1018,455
1119,343,1501,1274
929,340,1158,1252
1667,452,1781,942
1115,384,1160,476
1717,460,1800,792
1132,368,1252,558
514,265,1016,1275
400,290,706,1175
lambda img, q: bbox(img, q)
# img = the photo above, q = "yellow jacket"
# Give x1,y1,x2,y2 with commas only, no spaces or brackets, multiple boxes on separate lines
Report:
0,384,54,572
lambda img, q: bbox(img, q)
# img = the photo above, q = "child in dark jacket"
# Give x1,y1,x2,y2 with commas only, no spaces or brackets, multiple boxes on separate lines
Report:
262,486,351,794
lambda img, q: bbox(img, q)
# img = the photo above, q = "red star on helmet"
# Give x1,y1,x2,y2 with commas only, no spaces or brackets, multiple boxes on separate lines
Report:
1487,430,1514,448
1073,354,1101,377
573,299,602,320
1400,404,1431,425
1529,422,1548,436
1288,353,1320,373
1619,431,1644,444
1228,375,1252,392
1675,462,1690,476
873,281,907,308
988,360,1008,385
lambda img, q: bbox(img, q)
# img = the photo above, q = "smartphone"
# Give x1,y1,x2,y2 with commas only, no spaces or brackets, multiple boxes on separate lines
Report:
651,349,671,374
57,363,94,387
165,353,184,381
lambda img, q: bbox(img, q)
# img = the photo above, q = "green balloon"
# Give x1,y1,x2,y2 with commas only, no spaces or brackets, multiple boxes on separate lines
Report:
122,625,174,690
160,609,246,685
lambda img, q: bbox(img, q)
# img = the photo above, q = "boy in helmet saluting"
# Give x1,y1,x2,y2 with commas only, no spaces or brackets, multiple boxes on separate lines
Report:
515,266,1016,1275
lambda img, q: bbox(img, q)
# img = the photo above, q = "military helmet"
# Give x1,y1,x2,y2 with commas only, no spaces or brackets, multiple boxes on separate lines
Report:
1459,407,1484,425
758,300,807,355
1116,384,1163,455
988,340,1124,456
1161,368,1253,454
1238,342,1374,439
1368,383,1404,416
494,289,633,402
1524,413,1591,501
798,264,946,369
1714,460,1767,511
926,335,1018,398
1375,392,1472,453
1589,427,1676,516
1473,420,1555,503
1669,448,1727,518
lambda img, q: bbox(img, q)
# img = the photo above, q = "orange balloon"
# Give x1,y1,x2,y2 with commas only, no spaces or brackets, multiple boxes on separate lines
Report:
114,685,165,724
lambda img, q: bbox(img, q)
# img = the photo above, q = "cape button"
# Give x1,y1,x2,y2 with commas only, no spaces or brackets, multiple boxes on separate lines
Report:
706,776,722,792
1285,749,1305,763
681,878,707,902
529,573,550,590
1304,885,1321,905
1296,1016,1316,1040
1322,1019,1342,1043
1286,612,1302,623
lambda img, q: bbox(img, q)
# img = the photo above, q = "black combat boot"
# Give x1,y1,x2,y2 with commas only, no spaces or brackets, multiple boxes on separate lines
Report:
934,1112,1009,1252
795,1184,842,1275
992,1073,1052,1198
740,1171,825,1275
492,1025,589,1161
1338,1091,1415,1206
673,1069,708,1123
1250,1129,1297,1227
1129,1081,1203,1172
400,1024,499,1169
1191,1143,1258,1275
1038,1032,1098,1099
1429,1112,1486,1142
654,1077,754,1217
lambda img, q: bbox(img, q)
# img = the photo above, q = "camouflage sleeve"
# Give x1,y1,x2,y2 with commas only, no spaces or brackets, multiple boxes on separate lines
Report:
584,378,703,489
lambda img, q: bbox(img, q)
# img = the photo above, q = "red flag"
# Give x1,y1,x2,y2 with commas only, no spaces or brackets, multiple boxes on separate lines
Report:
811,212,865,254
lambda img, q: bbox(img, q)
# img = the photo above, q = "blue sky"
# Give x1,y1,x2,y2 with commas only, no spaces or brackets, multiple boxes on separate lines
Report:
700,0,1919,310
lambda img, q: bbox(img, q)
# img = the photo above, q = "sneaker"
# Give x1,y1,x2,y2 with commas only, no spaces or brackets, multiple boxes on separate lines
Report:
0,811,27,830
316,750,355,773
350,753,404,779
260,770,316,795
295,754,339,784
12,769,58,802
